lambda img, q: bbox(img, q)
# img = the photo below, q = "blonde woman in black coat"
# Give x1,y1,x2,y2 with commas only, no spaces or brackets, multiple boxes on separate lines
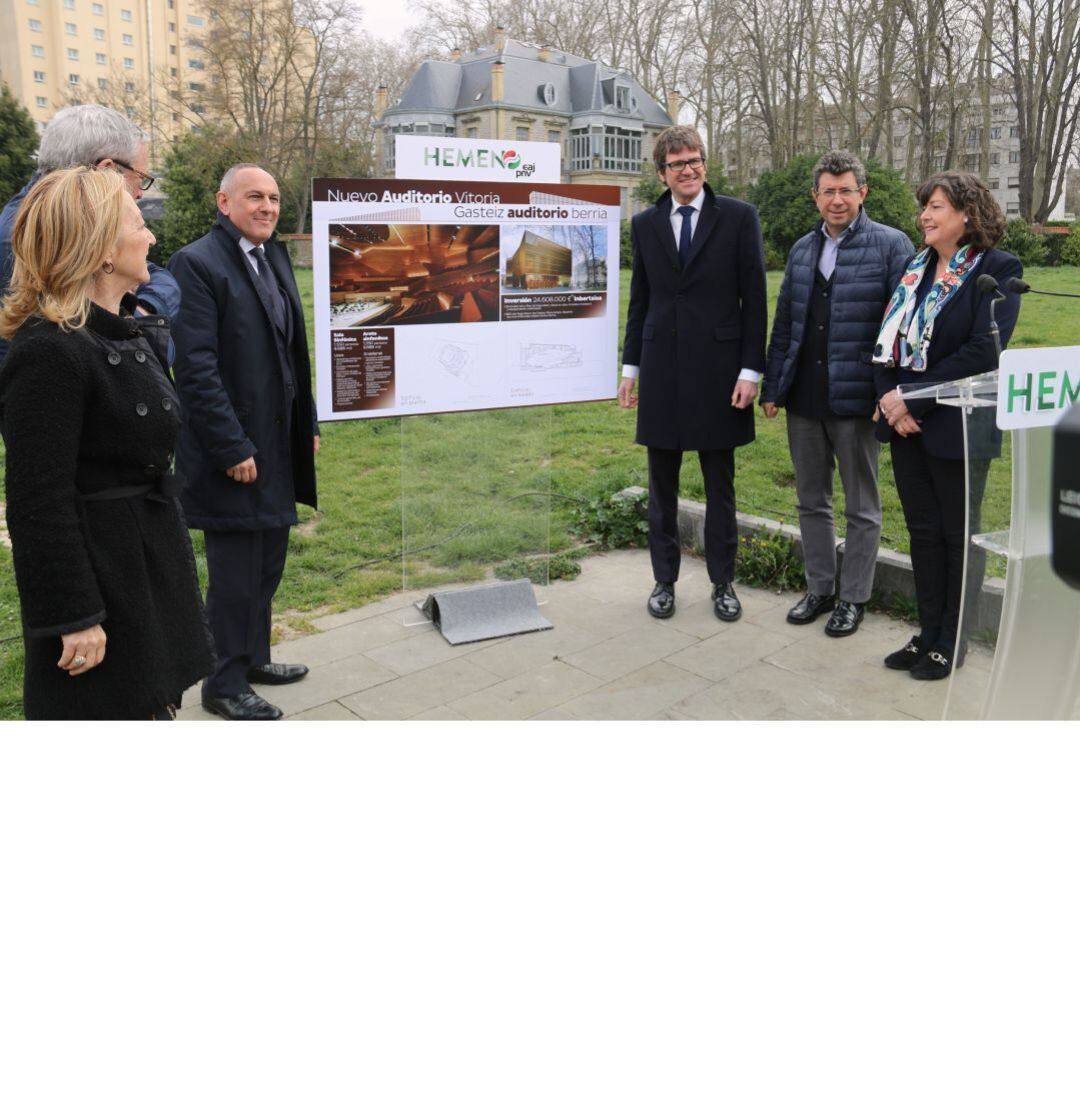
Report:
0,167,213,719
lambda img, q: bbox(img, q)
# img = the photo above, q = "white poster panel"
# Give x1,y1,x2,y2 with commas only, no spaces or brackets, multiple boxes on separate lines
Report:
311,178,620,420
997,346,1080,429
394,135,561,183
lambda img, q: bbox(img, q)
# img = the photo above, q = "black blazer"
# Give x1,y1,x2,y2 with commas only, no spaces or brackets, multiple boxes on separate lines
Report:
169,214,318,530
874,247,1022,460
623,184,767,451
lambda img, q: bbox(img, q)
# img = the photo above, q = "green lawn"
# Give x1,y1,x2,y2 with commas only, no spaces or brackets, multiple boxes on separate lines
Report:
2,264,1079,718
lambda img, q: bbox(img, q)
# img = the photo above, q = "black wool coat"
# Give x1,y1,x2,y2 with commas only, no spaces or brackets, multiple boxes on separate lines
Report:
622,185,768,451
168,214,318,531
0,306,215,719
873,248,1023,460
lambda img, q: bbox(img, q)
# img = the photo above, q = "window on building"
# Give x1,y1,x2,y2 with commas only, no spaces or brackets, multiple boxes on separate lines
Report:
893,135,904,146
96,52,106,63
68,73,80,85
26,0,39,6
29,17,41,29
168,21,175,31
123,57,134,68
548,129,560,145
64,21,76,33
168,0,174,7
963,154,979,169
33,70,45,82
63,0,75,9
1009,150,1020,163
36,96,47,107
1007,202,1020,214
97,77,108,89
169,43,176,53
92,1,103,11
188,36,203,48
170,66,177,76
467,126,477,138
121,8,132,19
94,27,104,39
570,125,642,173
516,126,529,141
122,33,133,44
124,80,135,91
989,179,999,190
31,44,44,56
1010,125,1020,138
187,14,204,24
188,58,204,69
615,85,629,111
1008,176,1020,187
990,126,1001,138
67,47,79,59
990,153,999,165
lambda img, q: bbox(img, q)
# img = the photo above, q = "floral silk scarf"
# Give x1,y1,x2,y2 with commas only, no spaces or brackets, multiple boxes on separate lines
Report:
873,244,983,372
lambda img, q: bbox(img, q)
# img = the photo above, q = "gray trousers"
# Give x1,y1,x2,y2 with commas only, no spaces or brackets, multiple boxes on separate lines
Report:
786,410,881,603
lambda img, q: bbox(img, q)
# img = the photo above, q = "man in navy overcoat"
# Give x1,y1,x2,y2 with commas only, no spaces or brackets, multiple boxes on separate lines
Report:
169,164,319,720
620,126,767,621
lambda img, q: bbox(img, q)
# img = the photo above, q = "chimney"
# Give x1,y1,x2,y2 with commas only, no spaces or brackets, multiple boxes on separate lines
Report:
451,47,461,61
666,87,681,124
494,24,506,52
538,43,550,63
491,60,505,103
375,85,388,119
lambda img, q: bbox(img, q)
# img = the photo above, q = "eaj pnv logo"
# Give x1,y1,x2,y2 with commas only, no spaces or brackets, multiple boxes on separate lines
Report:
423,145,535,177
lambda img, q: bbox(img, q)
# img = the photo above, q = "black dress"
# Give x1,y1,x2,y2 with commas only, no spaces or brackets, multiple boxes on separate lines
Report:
0,304,214,719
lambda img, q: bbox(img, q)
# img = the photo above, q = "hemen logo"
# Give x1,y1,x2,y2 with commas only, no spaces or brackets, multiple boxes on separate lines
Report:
424,145,536,177
997,346,1080,429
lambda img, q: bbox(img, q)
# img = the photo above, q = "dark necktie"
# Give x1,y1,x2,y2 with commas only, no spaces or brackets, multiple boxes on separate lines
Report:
253,245,286,333
677,205,694,268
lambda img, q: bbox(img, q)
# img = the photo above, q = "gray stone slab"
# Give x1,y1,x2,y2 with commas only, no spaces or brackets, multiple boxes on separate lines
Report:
410,704,470,720
340,657,501,720
270,613,412,670
531,660,711,720
308,591,417,631
665,621,793,681
269,654,398,716
466,618,606,679
561,623,700,682
452,659,604,720
363,625,498,677
290,701,365,721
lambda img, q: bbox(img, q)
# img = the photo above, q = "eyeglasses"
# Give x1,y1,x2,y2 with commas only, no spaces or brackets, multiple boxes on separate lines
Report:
108,158,155,191
815,187,861,198
663,157,705,172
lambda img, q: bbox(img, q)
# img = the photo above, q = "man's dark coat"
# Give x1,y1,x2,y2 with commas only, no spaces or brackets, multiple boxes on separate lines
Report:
167,213,317,530
622,184,768,451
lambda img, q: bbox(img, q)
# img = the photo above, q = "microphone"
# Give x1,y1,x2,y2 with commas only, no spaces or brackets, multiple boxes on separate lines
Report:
977,274,999,293
1005,276,1080,299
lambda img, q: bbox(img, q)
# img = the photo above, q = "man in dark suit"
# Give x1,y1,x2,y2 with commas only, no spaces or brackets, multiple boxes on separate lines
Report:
619,125,767,621
169,164,319,720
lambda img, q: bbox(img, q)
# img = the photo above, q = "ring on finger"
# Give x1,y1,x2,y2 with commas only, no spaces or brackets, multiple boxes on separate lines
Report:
73,655,88,667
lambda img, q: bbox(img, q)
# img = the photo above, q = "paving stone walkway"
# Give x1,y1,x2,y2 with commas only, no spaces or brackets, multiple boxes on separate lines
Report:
177,549,991,722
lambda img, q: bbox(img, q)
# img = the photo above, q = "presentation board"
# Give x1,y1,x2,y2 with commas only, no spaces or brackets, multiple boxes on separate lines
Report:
311,178,621,421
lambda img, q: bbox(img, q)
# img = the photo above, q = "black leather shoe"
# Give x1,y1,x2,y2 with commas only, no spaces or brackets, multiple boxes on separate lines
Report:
247,662,309,685
648,582,675,618
910,642,966,680
202,691,284,721
712,582,742,622
824,600,864,637
786,592,836,624
884,635,925,670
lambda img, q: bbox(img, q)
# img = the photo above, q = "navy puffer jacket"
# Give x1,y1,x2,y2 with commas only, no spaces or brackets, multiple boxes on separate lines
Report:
763,209,914,415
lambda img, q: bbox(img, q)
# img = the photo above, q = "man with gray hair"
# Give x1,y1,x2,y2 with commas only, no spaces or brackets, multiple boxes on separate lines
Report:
0,104,178,366
762,150,913,636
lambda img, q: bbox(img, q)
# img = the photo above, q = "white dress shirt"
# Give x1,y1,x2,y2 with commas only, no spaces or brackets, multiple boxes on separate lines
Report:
818,222,850,280
622,186,761,385
239,236,264,272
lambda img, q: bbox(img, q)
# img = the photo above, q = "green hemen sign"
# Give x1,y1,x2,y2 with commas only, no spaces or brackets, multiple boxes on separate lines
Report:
997,347,1080,428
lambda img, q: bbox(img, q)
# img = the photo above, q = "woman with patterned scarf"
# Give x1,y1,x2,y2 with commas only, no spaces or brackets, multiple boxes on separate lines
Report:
872,171,1022,680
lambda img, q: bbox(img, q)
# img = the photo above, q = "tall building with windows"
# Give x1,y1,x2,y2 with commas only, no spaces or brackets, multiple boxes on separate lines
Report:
0,0,211,165
376,30,673,217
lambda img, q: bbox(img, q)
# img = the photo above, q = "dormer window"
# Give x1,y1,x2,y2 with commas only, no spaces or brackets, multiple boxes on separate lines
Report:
615,85,629,111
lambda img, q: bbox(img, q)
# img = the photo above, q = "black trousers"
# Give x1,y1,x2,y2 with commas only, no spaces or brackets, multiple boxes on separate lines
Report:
891,436,990,649
647,447,736,585
202,526,291,697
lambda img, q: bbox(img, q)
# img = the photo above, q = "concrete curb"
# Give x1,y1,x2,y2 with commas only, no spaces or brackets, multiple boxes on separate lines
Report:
621,486,1006,635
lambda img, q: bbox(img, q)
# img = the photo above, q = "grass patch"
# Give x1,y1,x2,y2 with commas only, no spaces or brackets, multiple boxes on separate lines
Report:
0,264,1076,718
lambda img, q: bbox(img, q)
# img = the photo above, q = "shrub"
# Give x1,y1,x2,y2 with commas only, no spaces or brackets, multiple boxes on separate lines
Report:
1000,219,1049,267
569,489,649,549
734,530,806,591
1059,226,1080,266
